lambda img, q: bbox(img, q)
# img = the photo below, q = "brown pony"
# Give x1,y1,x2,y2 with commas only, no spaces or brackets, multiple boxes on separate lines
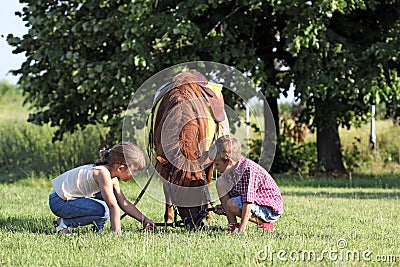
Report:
150,71,226,227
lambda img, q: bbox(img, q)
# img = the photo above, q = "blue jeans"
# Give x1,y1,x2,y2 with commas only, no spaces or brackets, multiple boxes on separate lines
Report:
232,196,281,222
49,191,109,231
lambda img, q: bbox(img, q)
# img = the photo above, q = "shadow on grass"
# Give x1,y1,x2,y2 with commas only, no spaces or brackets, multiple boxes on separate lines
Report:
0,215,227,235
150,225,227,235
0,215,54,234
276,173,400,189
283,190,400,199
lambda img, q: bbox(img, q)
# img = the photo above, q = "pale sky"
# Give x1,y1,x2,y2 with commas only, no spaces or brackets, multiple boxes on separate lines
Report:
0,1,27,85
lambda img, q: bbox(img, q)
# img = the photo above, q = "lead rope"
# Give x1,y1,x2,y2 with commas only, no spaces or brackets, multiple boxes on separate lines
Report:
120,166,156,220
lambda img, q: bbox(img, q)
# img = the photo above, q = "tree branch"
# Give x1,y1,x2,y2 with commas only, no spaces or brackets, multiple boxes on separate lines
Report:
206,5,243,37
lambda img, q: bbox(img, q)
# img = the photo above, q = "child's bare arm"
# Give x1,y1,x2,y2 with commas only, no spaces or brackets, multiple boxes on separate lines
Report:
94,169,121,233
239,202,252,232
113,182,156,229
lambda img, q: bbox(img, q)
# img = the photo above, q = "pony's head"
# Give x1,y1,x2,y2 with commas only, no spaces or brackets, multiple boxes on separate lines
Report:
172,71,208,88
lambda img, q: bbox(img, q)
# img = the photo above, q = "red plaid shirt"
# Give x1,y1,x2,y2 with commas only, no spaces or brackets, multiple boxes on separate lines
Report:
224,157,284,214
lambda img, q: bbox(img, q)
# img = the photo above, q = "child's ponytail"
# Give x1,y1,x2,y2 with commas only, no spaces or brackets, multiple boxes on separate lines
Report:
95,148,112,166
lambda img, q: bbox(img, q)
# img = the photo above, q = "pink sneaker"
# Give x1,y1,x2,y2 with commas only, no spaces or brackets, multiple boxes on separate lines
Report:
228,223,240,232
259,222,274,231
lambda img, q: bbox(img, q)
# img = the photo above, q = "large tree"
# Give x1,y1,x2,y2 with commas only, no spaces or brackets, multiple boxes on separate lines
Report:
275,0,400,175
8,0,400,174
8,0,286,166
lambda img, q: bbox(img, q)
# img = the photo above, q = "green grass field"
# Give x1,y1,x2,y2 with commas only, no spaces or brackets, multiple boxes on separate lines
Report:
1,85,399,266
0,175,399,266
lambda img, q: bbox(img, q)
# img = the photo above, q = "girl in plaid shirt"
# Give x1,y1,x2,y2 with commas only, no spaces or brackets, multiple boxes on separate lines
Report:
210,135,283,233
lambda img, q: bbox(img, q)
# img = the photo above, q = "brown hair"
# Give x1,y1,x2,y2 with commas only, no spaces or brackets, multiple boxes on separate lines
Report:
209,135,242,162
95,141,146,171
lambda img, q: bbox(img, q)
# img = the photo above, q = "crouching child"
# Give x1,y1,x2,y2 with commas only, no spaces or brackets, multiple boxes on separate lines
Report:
210,135,283,233
49,142,156,234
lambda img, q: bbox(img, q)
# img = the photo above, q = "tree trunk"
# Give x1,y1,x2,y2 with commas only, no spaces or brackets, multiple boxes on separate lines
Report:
260,97,281,172
315,100,348,176
266,97,280,137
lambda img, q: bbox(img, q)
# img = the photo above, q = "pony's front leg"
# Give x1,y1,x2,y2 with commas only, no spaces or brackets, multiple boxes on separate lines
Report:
163,182,174,223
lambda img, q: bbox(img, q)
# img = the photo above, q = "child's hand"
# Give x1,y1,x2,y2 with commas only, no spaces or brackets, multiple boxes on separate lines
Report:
213,204,225,215
142,218,156,230
112,227,122,235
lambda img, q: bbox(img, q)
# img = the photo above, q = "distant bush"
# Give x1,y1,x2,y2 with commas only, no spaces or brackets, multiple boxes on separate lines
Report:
248,103,400,175
0,80,16,103
339,119,400,168
375,123,400,164
0,120,106,181
247,120,322,175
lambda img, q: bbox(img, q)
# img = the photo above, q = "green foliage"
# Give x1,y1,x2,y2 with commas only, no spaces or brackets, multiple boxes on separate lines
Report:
0,120,106,181
276,102,292,118
339,119,400,167
8,0,285,142
9,0,150,142
0,80,16,103
342,137,362,172
279,139,322,174
0,84,31,125
373,123,400,164
275,0,400,173
248,109,322,174
279,0,400,131
275,119,323,175
247,123,262,163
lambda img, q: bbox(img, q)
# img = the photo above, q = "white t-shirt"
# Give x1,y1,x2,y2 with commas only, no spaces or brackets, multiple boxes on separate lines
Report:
52,164,109,200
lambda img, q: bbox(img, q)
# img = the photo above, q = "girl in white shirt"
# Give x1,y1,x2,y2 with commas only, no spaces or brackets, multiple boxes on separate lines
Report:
49,141,155,234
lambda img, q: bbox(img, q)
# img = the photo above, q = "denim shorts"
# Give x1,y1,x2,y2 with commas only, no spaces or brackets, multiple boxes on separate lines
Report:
232,196,281,222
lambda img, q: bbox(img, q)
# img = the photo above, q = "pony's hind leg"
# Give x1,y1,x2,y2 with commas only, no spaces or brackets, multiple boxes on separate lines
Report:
163,183,174,223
